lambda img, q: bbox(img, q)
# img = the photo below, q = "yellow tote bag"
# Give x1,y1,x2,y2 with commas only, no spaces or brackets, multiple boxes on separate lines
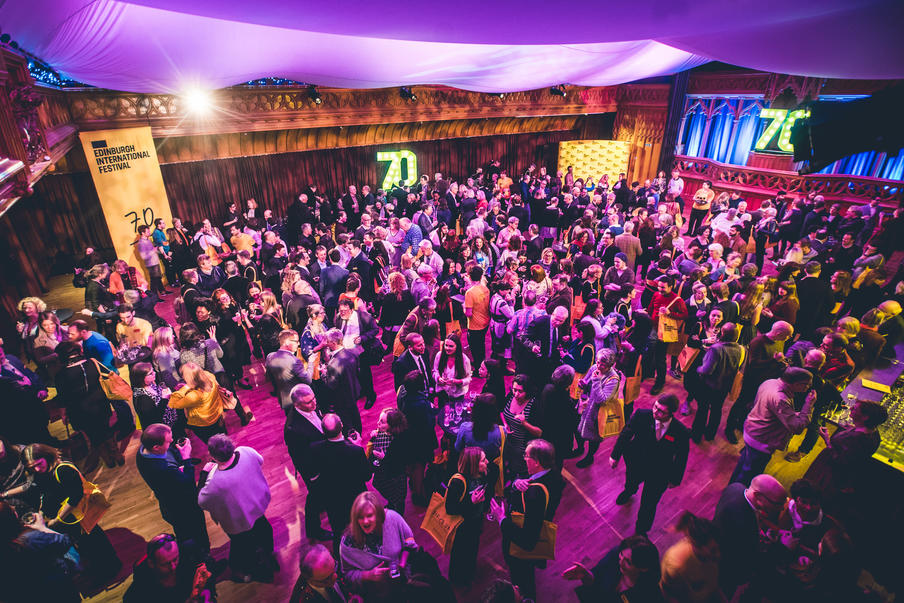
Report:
508,483,558,561
419,474,466,555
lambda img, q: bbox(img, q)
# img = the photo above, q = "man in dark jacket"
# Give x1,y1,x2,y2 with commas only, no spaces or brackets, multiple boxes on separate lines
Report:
692,323,745,442
319,248,349,321
265,329,311,414
610,394,690,534
490,439,564,601
283,384,332,541
320,328,364,432
713,474,787,599
345,239,375,302
391,333,433,393
135,424,209,552
308,414,373,545
124,535,215,603
794,261,831,337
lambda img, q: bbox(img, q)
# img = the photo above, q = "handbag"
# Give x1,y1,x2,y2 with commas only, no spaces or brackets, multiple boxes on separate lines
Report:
623,356,642,405
54,462,111,533
508,483,558,561
419,474,466,555
727,347,747,402
91,359,132,401
667,332,689,356
570,295,587,323
597,372,626,439
656,298,681,343
219,387,238,410
677,346,700,372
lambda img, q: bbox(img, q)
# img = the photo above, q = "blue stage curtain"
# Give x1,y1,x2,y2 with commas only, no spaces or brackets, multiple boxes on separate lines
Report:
684,108,706,157
880,148,904,180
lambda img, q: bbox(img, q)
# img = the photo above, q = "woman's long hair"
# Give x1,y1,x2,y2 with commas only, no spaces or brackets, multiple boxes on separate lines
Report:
737,282,765,321
436,337,466,379
180,361,215,392
347,492,386,548
457,447,486,479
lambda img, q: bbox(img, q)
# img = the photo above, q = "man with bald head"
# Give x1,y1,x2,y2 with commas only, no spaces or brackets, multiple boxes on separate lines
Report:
284,384,332,541
878,300,904,357
725,320,794,443
290,544,349,602
714,474,787,598
308,414,372,544
729,367,815,485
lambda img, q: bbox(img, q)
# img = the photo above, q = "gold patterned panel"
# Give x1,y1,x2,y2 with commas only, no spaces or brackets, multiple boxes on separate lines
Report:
558,140,630,183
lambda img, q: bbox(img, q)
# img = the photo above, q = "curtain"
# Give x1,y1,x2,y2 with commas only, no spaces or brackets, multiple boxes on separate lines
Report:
817,148,904,179
161,130,571,225
729,104,761,166
683,109,706,157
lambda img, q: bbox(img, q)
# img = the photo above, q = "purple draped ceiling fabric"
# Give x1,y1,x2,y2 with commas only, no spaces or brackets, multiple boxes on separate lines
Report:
1,0,902,93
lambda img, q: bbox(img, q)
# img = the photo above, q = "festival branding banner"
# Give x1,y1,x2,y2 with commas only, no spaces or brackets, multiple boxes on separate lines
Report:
78,127,173,278
558,140,631,185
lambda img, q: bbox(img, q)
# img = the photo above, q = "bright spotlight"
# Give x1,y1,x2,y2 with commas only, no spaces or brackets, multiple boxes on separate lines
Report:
549,85,567,97
307,85,322,105
183,88,213,115
399,87,417,102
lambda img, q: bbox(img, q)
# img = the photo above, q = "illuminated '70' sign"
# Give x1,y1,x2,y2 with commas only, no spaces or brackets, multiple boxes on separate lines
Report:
755,108,810,153
378,150,418,190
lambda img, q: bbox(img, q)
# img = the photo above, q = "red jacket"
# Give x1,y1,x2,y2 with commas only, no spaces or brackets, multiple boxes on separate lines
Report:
648,291,688,324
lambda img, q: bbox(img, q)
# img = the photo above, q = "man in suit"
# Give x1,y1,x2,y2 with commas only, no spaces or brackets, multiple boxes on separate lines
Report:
136,424,210,552
391,333,433,393
334,299,380,409
610,394,690,534
290,544,351,603
318,248,349,321
713,474,787,598
345,239,374,302
614,220,643,274
794,261,831,337
489,439,564,601
519,306,569,381
320,328,363,432
265,329,310,414
308,414,373,545
283,384,332,541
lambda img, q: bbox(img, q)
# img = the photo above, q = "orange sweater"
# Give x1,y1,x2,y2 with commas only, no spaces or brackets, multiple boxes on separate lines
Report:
168,376,224,426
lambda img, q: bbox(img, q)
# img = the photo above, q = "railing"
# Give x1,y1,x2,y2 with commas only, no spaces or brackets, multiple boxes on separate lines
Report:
673,155,902,205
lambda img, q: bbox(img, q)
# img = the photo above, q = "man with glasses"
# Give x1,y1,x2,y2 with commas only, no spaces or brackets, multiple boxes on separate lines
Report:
290,543,350,602
124,533,216,602
265,329,310,414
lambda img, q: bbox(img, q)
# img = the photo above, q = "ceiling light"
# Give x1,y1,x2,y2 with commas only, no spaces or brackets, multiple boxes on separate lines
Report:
183,88,213,115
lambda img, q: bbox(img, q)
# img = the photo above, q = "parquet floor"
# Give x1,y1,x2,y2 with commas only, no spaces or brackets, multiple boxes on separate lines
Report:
39,274,810,602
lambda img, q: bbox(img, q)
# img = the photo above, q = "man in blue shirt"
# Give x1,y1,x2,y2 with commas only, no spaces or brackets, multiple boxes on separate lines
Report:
69,319,118,373
136,423,209,552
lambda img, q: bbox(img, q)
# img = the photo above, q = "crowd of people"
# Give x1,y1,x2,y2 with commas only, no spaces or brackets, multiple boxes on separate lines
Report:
1,160,903,602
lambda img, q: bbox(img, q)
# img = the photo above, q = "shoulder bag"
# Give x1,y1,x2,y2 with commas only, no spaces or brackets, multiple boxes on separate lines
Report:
508,482,558,561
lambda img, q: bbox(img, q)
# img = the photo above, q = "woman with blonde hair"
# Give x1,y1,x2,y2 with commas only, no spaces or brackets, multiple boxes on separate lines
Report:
339,491,415,596
252,290,284,356
168,361,228,442
279,268,301,306
151,326,181,388
15,297,47,359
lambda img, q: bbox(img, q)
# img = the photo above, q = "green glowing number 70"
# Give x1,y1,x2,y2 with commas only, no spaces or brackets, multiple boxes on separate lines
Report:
377,150,418,190
755,108,811,152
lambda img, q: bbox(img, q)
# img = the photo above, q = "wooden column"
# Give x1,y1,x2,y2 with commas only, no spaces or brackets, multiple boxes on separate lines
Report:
614,84,670,183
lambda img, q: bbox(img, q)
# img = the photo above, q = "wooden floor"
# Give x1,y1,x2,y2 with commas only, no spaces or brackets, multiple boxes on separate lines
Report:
40,274,817,602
